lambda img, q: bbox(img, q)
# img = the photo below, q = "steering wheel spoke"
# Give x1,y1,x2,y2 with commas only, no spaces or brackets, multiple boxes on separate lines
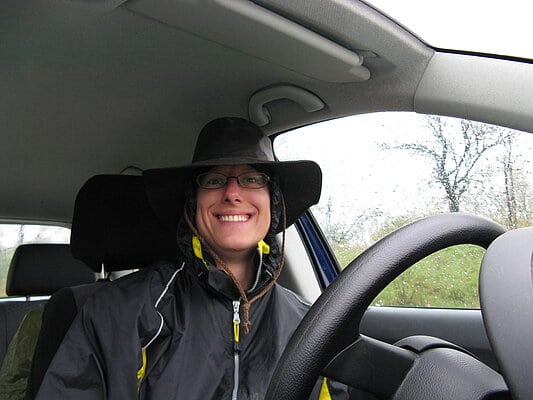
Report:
324,335,415,398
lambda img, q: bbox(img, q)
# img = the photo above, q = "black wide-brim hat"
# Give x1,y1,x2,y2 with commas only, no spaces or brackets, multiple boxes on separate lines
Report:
142,117,322,233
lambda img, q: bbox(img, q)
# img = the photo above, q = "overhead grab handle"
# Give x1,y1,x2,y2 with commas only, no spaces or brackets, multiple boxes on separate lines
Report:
249,85,325,126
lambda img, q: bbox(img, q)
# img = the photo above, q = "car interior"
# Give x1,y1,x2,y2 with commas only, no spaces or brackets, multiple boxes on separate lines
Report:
1,0,532,399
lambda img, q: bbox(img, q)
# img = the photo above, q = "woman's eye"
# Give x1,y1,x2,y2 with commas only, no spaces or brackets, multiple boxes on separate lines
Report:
198,173,226,187
207,177,224,185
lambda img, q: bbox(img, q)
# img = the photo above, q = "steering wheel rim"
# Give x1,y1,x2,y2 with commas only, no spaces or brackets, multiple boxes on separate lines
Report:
266,213,506,400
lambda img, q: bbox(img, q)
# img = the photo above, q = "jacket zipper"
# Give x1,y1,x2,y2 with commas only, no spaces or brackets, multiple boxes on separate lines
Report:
232,299,241,400
231,247,264,399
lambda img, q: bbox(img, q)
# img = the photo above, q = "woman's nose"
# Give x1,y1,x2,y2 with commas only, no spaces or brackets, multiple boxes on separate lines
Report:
223,177,242,202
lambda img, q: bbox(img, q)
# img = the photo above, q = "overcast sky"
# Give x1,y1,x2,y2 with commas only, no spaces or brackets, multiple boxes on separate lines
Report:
0,224,69,249
367,0,533,59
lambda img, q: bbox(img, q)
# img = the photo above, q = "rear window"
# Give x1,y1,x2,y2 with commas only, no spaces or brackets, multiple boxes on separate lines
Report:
0,224,70,297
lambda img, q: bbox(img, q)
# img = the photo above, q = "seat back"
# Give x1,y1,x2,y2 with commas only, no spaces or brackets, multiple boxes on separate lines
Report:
26,174,177,399
0,243,95,367
6,244,95,297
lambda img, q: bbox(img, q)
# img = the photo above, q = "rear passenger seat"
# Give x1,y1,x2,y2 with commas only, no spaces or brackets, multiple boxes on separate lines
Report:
0,243,95,366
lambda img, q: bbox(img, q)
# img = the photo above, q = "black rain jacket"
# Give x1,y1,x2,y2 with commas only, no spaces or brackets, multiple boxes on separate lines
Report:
36,255,318,399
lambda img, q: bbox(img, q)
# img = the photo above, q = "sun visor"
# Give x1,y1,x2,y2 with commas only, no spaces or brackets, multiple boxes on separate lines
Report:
127,0,370,83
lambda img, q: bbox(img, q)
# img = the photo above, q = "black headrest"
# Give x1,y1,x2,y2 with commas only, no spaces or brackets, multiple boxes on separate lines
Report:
6,243,96,296
70,175,177,272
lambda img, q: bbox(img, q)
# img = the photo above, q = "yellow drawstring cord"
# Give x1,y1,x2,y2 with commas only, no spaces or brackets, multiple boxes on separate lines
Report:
136,347,147,391
192,236,210,270
319,377,332,400
258,239,270,255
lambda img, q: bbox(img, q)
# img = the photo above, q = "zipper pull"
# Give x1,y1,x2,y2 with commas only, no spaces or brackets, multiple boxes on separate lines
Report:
233,300,241,352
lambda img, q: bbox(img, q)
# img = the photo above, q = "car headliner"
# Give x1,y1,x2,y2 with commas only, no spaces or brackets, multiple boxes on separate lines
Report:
1,0,532,225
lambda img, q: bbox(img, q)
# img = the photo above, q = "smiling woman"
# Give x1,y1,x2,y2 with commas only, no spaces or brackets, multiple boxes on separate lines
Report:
195,164,272,289
33,117,351,399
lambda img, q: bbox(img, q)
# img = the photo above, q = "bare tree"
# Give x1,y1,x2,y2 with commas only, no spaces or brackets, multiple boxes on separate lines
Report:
384,116,508,212
316,196,382,247
17,225,26,245
502,135,518,228
496,134,533,228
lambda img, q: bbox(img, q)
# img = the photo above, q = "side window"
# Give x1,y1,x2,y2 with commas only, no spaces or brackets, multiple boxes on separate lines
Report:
274,112,533,308
0,224,71,297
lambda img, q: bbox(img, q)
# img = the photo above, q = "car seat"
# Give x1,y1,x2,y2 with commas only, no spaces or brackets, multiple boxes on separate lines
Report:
26,174,177,399
0,243,95,367
0,243,96,400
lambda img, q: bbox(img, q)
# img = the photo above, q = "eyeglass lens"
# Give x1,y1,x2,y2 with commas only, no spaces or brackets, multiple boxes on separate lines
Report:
197,172,269,189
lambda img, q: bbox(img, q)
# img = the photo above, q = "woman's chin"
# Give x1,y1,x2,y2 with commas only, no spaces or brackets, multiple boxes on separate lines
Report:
216,241,259,256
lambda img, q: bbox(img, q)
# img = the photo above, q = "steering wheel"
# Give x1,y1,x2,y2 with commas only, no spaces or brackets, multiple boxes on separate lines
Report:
266,213,515,400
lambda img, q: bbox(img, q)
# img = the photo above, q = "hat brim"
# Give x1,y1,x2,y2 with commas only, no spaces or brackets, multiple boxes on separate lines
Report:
142,159,322,234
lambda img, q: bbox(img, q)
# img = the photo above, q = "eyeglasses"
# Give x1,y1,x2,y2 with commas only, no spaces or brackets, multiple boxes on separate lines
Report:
196,171,270,189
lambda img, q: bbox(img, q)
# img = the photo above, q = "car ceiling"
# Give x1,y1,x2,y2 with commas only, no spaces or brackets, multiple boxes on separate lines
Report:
3,0,530,225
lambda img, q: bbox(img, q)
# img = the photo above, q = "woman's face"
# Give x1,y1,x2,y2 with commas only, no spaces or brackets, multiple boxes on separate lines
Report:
195,164,271,259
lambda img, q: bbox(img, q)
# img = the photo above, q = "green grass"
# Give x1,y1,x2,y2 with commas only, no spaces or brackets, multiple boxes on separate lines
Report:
334,244,485,309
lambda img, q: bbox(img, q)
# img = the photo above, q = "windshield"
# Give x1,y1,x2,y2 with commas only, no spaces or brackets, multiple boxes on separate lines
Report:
366,0,533,60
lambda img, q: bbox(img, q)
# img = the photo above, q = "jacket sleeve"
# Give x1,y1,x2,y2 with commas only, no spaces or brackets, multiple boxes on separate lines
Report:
34,287,144,400
33,305,109,400
0,309,43,400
